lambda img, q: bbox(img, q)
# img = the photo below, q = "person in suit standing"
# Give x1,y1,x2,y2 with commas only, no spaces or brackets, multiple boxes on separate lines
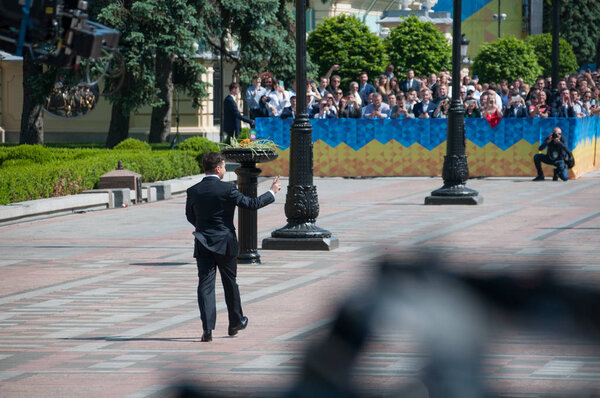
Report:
186,152,281,342
412,89,436,118
400,69,421,93
224,82,254,140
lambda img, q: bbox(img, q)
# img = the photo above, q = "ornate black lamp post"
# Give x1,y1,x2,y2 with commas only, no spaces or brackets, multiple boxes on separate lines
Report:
262,0,338,250
425,0,483,205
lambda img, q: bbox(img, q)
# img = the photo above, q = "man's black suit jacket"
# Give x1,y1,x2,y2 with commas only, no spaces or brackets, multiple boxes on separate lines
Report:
186,177,274,257
552,103,576,118
400,79,421,93
223,95,252,137
504,105,528,118
412,101,436,118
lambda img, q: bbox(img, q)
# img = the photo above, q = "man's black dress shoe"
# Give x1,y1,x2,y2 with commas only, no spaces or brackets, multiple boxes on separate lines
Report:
228,316,248,336
201,330,212,342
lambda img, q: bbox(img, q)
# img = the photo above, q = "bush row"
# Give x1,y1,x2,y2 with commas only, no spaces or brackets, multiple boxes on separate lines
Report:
0,148,201,205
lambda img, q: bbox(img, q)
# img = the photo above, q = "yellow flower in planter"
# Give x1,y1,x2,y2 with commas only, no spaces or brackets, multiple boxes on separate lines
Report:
220,137,279,155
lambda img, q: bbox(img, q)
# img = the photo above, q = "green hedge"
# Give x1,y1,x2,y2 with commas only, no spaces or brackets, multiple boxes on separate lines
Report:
0,148,201,205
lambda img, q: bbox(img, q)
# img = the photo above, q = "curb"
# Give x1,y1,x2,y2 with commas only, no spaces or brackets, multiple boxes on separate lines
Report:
0,171,237,227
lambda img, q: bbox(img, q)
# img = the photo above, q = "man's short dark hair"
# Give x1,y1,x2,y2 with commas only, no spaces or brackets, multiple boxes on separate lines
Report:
203,152,225,173
229,82,240,92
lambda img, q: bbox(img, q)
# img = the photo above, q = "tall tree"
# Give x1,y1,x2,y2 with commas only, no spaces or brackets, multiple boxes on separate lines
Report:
524,34,578,78
542,0,600,66
472,37,543,85
97,1,161,148
133,0,208,143
19,52,55,145
384,15,451,76
199,0,313,86
307,14,387,88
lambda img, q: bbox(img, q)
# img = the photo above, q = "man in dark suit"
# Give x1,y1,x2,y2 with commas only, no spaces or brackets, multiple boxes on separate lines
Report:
224,82,254,140
504,93,528,118
186,152,281,342
412,89,436,118
279,96,296,119
400,69,421,93
552,88,577,117
358,71,376,105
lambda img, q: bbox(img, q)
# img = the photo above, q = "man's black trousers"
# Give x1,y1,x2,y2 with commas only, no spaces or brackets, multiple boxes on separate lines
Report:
195,245,244,331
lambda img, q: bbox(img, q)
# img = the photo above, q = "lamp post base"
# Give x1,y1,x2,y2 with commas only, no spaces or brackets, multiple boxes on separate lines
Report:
263,222,339,250
424,185,483,205
238,252,262,264
262,237,339,251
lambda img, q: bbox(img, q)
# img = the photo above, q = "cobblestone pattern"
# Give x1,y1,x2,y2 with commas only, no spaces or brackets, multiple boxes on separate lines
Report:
1,173,599,397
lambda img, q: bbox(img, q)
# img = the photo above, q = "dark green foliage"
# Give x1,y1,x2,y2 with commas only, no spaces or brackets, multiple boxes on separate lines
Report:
176,136,220,153
113,138,152,151
96,2,159,116
472,36,543,85
239,128,250,141
525,34,578,78
307,14,387,88
542,0,600,65
198,0,315,86
0,147,201,205
0,145,54,166
384,15,451,76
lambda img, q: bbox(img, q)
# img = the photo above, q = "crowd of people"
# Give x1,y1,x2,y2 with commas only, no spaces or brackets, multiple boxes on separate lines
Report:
244,64,600,125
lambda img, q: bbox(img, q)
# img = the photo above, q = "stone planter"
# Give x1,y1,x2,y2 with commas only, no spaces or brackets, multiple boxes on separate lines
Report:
221,148,279,264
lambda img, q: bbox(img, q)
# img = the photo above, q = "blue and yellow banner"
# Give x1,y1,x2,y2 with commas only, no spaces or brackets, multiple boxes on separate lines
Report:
255,116,600,179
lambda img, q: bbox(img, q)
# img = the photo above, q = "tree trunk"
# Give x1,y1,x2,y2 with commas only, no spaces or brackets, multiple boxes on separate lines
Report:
149,53,174,143
106,100,130,148
20,52,44,145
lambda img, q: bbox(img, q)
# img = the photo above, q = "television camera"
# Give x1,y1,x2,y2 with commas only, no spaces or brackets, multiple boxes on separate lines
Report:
1,0,122,117
0,0,119,68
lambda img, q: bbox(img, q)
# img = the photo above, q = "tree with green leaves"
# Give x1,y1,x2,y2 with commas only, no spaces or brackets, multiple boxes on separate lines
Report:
96,1,159,148
384,15,451,76
542,0,600,66
472,36,543,85
198,0,312,87
19,53,56,145
525,34,578,78
131,0,208,143
307,14,387,89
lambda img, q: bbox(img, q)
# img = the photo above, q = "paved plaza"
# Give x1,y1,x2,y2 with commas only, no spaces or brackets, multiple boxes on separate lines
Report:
1,172,600,397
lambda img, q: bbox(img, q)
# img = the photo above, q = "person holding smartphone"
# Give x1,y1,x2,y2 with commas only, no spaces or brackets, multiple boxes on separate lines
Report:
505,92,528,118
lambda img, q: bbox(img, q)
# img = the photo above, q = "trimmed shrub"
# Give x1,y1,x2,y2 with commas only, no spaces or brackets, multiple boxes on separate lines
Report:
176,136,220,153
113,138,152,151
0,150,200,205
524,34,578,78
0,145,54,167
385,15,451,76
307,14,388,88
472,36,543,85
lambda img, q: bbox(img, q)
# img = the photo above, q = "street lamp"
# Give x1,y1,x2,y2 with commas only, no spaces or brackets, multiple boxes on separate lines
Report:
492,0,506,38
460,34,470,65
424,0,482,206
262,0,339,251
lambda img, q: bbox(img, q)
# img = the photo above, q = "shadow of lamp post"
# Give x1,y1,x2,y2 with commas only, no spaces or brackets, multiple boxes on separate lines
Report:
424,0,483,205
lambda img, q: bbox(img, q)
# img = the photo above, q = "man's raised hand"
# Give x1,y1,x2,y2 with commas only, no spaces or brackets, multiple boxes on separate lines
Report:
270,176,281,193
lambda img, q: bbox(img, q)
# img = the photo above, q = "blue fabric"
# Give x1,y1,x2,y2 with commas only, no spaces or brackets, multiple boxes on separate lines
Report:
255,116,600,152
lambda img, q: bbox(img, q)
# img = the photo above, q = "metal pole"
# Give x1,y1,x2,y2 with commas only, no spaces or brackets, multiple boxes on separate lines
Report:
498,0,501,38
425,0,482,205
551,0,560,91
262,0,338,250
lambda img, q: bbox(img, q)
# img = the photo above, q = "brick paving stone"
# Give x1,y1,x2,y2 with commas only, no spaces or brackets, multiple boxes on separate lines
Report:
1,173,600,396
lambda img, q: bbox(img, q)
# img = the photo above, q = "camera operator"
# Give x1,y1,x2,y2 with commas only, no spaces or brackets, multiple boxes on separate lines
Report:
532,127,569,181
